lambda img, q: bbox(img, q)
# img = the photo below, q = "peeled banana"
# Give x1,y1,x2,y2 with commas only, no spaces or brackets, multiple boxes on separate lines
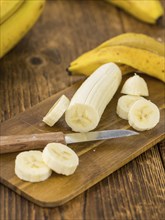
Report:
107,0,164,24
43,95,70,127
121,74,149,97
15,151,52,182
116,95,145,120
0,0,45,58
42,143,79,176
65,63,122,132
128,99,160,131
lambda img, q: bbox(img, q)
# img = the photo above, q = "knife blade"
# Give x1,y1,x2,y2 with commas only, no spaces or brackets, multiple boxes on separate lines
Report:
65,129,138,144
0,130,138,154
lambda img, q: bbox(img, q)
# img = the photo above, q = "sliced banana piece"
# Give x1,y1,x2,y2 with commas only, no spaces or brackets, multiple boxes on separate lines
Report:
43,95,70,127
121,74,149,96
117,95,145,120
128,99,160,131
42,143,79,176
15,151,52,182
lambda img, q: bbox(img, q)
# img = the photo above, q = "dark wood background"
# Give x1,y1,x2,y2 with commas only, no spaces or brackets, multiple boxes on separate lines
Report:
0,0,165,219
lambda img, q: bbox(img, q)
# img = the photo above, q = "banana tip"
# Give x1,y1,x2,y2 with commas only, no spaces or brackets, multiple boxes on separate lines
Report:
66,67,72,76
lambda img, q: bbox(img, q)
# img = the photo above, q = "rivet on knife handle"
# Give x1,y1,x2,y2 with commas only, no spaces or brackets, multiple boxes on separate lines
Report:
0,132,66,154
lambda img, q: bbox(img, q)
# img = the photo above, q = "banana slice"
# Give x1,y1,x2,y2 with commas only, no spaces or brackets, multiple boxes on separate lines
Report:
121,74,149,96
117,95,145,120
42,143,79,176
15,151,52,182
43,95,70,127
128,99,160,131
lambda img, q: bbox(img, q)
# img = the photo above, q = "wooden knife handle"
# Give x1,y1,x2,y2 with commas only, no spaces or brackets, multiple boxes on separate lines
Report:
0,132,66,154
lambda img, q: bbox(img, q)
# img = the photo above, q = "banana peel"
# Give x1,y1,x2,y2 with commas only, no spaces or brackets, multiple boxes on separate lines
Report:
0,0,45,59
0,0,24,24
69,33,165,82
107,0,164,24
71,33,164,66
69,45,165,82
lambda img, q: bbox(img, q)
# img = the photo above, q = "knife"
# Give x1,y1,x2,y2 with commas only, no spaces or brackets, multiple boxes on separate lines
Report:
0,130,138,154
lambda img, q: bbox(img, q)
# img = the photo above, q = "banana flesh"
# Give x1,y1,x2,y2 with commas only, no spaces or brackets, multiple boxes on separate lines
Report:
107,0,164,24
15,151,52,182
121,74,149,96
128,99,160,131
0,0,45,58
117,95,145,120
0,0,24,24
43,95,70,127
65,63,122,132
42,143,79,176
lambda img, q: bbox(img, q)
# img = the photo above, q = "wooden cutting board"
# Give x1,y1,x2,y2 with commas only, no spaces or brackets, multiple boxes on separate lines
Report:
0,74,164,207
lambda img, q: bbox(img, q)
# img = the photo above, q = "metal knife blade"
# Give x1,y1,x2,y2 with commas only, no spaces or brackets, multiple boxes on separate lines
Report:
65,129,139,144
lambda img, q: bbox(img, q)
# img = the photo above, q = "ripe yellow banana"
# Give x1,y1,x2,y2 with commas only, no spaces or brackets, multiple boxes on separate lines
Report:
71,33,164,66
69,45,165,82
98,33,165,56
107,0,164,24
0,0,45,58
0,0,24,24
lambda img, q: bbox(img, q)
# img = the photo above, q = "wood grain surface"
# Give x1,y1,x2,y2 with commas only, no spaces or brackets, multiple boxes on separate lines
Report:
0,0,165,219
0,73,164,207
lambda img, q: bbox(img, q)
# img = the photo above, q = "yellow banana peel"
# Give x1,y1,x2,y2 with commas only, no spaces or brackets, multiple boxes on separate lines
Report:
0,0,45,59
69,45,165,82
69,33,165,82
71,33,164,66
107,0,164,24
0,0,24,24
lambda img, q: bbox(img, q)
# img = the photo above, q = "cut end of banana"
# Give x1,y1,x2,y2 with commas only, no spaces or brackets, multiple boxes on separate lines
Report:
128,99,160,131
65,104,100,132
121,74,149,96
15,151,52,182
42,143,79,176
43,95,70,127
65,63,122,132
116,95,145,120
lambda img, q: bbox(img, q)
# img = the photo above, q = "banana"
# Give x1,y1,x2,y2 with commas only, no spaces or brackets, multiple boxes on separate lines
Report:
116,95,145,120
43,95,70,127
71,33,164,65
65,63,122,132
0,0,45,58
121,74,149,96
128,99,160,131
15,151,52,182
69,45,165,82
98,33,165,56
107,0,164,24
42,143,79,176
0,0,24,24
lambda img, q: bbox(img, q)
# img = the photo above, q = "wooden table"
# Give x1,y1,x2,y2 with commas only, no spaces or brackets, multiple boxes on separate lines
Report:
0,0,164,219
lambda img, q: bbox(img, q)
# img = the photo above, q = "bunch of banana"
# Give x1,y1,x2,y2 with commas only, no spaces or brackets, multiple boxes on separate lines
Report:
68,33,165,82
106,0,164,24
0,0,45,59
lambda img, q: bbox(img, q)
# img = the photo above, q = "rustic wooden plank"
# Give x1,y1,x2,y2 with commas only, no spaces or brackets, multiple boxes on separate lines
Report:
84,146,165,220
158,141,165,167
0,0,165,219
